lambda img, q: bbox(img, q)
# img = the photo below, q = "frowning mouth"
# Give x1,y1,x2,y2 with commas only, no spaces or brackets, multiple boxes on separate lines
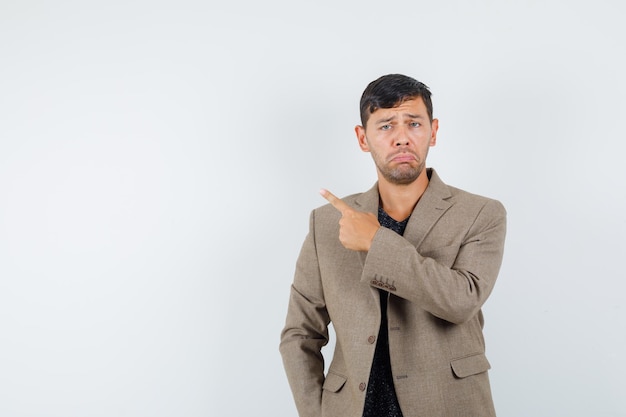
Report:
389,152,417,163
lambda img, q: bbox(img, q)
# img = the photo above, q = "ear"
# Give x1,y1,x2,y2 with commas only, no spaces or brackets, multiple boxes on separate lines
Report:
355,125,370,152
429,118,439,146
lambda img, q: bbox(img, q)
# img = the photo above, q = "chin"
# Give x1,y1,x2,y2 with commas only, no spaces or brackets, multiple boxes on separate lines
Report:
390,178,418,186
385,174,419,185
386,168,423,185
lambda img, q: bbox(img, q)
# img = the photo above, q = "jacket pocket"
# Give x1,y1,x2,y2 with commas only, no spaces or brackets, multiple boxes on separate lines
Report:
322,371,347,393
450,353,491,378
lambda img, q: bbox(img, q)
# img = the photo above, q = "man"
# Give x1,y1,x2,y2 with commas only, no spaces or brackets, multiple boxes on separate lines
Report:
280,74,506,417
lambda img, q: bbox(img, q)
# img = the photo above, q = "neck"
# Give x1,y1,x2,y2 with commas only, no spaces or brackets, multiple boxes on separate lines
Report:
378,169,430,221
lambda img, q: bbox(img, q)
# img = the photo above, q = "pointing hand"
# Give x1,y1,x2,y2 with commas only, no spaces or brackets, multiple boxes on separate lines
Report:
320,189,380,252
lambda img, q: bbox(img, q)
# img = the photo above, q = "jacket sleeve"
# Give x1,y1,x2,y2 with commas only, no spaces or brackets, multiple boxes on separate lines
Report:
362,199,507,324
279,210,329,417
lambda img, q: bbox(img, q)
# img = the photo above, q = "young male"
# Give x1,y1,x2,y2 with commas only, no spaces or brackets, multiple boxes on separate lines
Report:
280,74,507,417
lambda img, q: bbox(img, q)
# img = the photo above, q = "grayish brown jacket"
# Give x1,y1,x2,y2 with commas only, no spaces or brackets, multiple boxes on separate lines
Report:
280,169,507,417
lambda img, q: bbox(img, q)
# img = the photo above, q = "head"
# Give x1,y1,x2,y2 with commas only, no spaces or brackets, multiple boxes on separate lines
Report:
359,74,433,127
355,74,438,186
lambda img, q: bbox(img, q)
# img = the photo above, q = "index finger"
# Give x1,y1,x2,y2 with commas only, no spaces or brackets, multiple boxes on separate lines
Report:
319,188,351,213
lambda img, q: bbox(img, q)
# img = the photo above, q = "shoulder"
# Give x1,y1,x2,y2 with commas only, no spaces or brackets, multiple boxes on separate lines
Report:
430,169,506,217
448,185,506,214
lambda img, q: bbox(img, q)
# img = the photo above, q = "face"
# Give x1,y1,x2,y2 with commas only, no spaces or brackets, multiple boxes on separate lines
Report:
355,97,438,185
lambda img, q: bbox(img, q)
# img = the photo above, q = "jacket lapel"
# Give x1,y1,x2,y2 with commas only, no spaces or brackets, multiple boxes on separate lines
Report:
403,169,453,249
354,183,381,214
354,169,454,253
354,184,381,267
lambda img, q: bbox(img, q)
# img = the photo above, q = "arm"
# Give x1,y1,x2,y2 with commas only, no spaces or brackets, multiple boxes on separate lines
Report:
363,199,507,324
319,188,506,324
279,211,330,417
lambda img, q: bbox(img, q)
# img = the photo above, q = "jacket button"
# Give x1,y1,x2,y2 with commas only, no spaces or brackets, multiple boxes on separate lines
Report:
359,382,366,391
367,335,376,344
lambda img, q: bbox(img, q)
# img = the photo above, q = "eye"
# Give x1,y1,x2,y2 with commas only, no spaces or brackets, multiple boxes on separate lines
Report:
380,124,391,131
410,122,421,128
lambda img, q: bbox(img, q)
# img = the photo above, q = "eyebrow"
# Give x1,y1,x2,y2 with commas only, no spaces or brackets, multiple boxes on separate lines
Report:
374,116,396,124
374,113,425,124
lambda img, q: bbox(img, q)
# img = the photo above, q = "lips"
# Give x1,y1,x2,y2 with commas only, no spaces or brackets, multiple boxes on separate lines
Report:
389,152,417,163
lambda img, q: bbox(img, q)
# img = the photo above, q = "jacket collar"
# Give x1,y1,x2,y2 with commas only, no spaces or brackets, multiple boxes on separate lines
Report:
354,168,453,249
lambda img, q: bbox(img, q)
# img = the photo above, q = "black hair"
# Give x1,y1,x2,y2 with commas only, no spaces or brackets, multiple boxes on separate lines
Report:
359,74,433,126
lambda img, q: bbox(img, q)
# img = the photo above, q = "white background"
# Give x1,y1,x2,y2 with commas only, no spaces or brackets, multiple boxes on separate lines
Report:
1,1,625,416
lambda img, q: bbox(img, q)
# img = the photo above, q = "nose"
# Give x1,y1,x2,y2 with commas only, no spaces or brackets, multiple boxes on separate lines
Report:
394,132,409,147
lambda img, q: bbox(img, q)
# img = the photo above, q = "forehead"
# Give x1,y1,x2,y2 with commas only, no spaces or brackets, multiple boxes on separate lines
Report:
368,97,428,123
